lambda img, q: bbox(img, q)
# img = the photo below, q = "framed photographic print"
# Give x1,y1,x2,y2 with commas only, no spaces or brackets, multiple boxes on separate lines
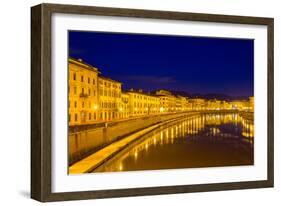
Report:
31,3,274,202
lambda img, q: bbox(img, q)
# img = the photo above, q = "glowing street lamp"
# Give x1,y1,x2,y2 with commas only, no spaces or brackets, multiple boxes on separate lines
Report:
93,105,98,110
160,107,164,112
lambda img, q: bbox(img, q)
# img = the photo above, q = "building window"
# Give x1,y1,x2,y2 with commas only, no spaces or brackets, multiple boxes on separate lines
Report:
82,88,84,94
93,79,95,85
74,101,77,108
73,73,76,80
75,114,78,122
89,113,91,120
93,90,96,96
94,113,96,120
88,89,90,96
74,86,77,95
69,114,71,122
82,101,84,108
81,75,84,82
88,77,90,83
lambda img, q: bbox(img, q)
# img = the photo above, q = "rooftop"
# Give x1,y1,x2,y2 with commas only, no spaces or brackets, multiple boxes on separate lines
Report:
99,75,122,84
69,57,99,73
125,89,158,97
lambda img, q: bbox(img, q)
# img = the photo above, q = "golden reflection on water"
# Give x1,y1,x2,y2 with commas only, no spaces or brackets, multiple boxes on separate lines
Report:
96,113,254,172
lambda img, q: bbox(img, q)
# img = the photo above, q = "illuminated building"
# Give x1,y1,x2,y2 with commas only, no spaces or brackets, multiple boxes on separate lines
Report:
205,99,232,110
155,90,177,113
176,96,189,111
249,96,254,111
206,99,220,110
68,58,99,126
230,100,250,111
68,57,254,126
98,76,122,121
127,89,160,117
188,98,206,111
221,101,232,110
120,92,130,119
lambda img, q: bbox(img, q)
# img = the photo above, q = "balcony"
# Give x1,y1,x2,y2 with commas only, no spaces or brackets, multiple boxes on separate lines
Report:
80,92,89,98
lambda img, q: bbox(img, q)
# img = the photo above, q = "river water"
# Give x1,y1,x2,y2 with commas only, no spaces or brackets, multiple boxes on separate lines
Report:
94,113,254,173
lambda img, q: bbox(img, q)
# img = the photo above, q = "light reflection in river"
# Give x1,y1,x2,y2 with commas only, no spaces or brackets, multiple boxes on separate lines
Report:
94,113,254,173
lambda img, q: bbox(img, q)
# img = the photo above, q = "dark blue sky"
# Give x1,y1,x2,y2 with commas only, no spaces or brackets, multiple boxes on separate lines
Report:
69,31,254,97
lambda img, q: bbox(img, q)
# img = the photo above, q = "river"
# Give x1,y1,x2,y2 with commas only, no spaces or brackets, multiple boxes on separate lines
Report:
94,113,254,173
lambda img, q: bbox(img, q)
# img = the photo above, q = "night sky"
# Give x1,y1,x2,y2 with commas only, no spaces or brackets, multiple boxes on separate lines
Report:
69,31,254,97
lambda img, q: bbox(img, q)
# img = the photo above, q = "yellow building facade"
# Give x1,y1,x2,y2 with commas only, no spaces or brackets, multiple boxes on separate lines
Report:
176,96,188,111
155,90,177,113
205,99,232,110
127,89,160,117
98,76,122,122
188,98,206,111
120,92,130,119
68,58,99,126
230,100,250,111
249,96,254,111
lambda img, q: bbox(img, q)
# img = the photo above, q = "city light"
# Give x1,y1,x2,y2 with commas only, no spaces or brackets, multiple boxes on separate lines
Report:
119,164,123,171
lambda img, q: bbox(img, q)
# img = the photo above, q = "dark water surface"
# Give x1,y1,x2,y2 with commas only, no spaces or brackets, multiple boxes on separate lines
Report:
94,113,254,173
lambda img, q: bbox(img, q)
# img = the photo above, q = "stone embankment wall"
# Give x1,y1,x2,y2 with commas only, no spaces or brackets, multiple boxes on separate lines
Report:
69,112,199,165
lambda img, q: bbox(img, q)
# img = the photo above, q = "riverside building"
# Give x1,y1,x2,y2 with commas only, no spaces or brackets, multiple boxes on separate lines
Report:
68,58,99,126
98,76,122,122
68,57,253,126
127,89,160,117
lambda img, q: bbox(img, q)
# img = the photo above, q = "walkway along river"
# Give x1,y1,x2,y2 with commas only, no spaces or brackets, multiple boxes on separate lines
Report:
93,113,254,172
